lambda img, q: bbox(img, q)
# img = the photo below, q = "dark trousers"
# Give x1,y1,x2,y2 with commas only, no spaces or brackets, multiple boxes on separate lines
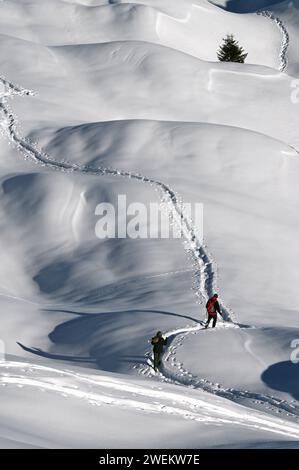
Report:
206,314,217,328
153,351,161,370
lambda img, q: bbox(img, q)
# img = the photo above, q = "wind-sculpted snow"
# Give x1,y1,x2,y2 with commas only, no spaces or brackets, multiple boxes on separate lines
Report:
10,71,294,434
0,0,283,67
0,75,235,324
2,71,298,431
1,0,299,448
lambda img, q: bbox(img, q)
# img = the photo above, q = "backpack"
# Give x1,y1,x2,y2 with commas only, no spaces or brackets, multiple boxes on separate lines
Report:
151,336,159,345
206,298,216,314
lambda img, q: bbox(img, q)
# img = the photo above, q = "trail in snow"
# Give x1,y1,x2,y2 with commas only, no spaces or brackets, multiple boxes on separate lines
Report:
0,76,235,324
1,360,299,439
138,322,299,422
1,74,293,424
0,18,295,429
162,329,299,421
257,10,289,72
136,9,295,416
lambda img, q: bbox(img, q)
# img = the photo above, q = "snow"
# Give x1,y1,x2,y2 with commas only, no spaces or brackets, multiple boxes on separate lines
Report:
257,0,299,77
1,360,299,448
0,0,299,449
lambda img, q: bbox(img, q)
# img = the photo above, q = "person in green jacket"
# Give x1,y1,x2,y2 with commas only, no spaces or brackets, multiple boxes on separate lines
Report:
151,331,167,371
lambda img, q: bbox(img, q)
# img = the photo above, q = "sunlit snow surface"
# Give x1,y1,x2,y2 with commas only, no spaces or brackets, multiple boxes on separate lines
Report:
0,0,299,448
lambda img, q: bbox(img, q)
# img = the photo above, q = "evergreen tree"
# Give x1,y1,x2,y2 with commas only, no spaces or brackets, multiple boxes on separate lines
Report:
217,34,248,63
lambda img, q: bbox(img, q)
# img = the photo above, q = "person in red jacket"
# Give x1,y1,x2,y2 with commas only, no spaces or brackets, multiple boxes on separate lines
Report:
205,294,223,328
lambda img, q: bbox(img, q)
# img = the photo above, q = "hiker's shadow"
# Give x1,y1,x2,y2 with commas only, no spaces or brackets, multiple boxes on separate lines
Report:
17,342,149,370
18,308,200,371
261,361,299,401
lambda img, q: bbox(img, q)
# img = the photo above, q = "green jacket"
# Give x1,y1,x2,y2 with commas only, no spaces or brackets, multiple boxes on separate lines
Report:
151,336,167,353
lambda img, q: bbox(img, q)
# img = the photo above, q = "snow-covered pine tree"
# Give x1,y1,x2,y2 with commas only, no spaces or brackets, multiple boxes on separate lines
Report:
217,34,248,63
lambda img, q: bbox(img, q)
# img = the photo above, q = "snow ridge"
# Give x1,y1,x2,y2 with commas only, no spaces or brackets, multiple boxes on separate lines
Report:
257,10,289,72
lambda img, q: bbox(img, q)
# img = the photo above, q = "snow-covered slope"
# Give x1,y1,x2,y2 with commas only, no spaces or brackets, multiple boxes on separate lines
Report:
0,0,282,66
0,0,299,448
1,360,299,449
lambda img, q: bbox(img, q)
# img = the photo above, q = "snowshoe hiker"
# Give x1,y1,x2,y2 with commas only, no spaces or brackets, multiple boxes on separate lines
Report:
205,294,223,328
151,331,167,371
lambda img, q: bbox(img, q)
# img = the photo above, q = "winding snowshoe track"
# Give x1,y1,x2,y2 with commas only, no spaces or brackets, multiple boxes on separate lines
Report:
0,76,233,322
0,15,297,429
257,10,289,72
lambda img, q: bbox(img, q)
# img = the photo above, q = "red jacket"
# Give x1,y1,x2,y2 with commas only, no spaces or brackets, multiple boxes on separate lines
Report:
206,297,221,316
